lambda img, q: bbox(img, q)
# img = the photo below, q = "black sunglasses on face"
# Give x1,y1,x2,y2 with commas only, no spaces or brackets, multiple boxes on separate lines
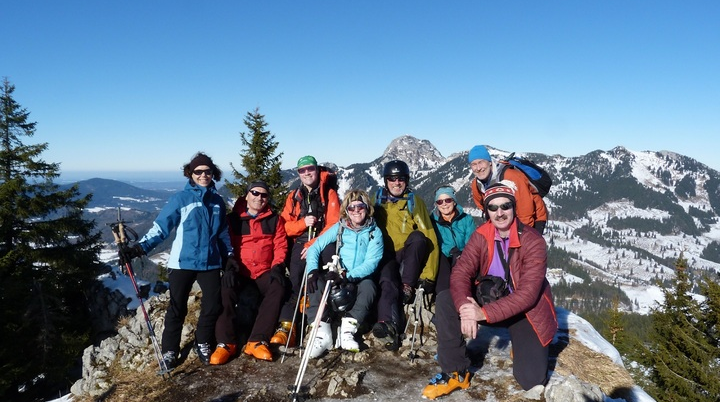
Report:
487,202,513,212
347,203,367,212
386,176,407,183
193,169,213,176
435,198,454,205
249,190,269,199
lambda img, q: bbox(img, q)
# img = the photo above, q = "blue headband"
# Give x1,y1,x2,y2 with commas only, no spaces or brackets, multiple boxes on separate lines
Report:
435,186,456,202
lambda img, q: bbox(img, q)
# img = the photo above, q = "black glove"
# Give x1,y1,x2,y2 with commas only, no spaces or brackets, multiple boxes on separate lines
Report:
222,258,240,288
270,263,286,284
449,247,462,267
534,220,546,235
306,270,320,294
119,244,145,267
324,270,343,285
420,279,436,295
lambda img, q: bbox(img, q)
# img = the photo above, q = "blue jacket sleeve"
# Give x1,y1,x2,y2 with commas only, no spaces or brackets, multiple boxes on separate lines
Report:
139,193,182,253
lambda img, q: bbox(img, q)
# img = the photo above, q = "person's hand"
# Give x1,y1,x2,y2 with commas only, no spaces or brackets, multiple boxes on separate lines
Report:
270,263,286,284
459,297,485,339
304,216,317,228
221,268,237,288
222,258,240,288
119,244,144,267
306,270,319,293
324,270,343,285
419,279,436,295
300,245,309,260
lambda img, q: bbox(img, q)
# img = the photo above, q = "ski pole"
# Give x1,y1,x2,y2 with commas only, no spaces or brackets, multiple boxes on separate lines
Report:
110,209,170,377
405,287,424,362
281,263,310,364
290,255,341,401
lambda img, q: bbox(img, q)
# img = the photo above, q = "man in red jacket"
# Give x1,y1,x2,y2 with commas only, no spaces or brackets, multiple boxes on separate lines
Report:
210,181,288,364
468,145,547,234
422,181,557,399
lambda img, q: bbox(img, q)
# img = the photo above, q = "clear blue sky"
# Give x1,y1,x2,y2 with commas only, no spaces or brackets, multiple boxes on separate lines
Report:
2,1,719,178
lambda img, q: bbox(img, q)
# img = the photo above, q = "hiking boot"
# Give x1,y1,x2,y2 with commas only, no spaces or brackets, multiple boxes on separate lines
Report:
307,321,333,359
195,342,212,365
270,321,296,347
421,371,471,400
210,343,237,365
161,350,177,371
402,283,415,305
338,317,359,352
244,341,273,361
372,321,400,351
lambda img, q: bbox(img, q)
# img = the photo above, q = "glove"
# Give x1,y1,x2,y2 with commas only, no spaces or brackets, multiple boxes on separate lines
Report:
306,270,320,294
222,258,240,288
270,263,286,284
119,244,144,267
420,279,436,295
534,220,546,235
449,247,462,267
324,270,343,285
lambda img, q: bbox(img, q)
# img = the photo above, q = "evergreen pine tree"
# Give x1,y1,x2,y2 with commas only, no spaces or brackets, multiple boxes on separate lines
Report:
646,254,718,401
0,78,103,400
225,108,286,208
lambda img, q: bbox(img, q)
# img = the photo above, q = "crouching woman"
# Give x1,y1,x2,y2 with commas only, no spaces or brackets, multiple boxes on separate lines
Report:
303,190,384,358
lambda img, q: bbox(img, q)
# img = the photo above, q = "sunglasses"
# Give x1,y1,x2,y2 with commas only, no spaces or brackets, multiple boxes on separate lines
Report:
486,202,513,212
435,198,454,206
346,203,367,212
297,165,317,174
386,176,407,183
192,169,213,176
249,190,269,199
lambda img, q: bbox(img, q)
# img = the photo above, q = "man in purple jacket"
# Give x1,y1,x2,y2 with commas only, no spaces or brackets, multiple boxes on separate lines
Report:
422,180,558,399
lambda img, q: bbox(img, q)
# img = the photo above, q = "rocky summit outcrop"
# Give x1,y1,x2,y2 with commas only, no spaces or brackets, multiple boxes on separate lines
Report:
70,287,653,402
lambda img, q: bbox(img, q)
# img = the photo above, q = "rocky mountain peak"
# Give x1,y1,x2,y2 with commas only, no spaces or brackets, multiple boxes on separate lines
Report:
379,134,445,173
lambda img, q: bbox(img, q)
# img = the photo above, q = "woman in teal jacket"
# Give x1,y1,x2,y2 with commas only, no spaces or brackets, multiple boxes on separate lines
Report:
304,190,384,358
430,186,477,294
123,152,235,370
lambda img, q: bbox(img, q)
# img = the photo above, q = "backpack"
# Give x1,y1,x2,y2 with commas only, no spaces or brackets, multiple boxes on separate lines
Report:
374,188,415,214
499,153,553,197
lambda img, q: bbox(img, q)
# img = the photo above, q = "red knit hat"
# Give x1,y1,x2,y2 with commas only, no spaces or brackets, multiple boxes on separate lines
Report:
484,180,516,208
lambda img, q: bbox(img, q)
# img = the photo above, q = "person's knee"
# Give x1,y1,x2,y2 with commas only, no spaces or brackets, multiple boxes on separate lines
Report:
513,365,548,390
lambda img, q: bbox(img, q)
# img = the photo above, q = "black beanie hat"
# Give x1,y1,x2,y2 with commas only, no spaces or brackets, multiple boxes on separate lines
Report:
189,154,214,171
248,180,270,194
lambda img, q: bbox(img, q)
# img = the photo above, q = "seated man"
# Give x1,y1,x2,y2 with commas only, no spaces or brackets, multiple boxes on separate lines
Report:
210,181,288,364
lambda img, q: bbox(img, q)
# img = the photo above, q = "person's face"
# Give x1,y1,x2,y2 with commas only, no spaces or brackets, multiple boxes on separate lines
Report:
385,175,407,197
470,159,491,181
191,165,213,187
346,201,368,226
297,164,319,188
487,197,515,233
245,187,270,214
435,195,456,217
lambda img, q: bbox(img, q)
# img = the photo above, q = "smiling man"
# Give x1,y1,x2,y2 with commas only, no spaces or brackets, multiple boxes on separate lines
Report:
422,180,557,399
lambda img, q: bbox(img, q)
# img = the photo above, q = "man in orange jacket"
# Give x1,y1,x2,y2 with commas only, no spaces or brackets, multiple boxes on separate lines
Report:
271,155,341,347
468,145,547,234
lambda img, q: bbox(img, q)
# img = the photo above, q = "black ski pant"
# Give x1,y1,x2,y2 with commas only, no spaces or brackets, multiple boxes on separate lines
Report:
162,268,221,354
435,289,549,390
376,230,429,325
307,276,377,326
278,240,335,323
215,270,285,345
435,253,453,294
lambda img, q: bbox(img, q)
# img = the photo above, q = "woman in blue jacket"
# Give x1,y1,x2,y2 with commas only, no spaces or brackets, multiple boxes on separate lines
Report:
304,190,384,358
122,152,236,370
430,186,477,294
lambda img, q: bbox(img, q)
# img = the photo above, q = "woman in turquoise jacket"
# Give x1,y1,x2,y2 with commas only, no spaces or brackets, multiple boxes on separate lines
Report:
430,186,477,294
304,190,384,358
122,152,236,371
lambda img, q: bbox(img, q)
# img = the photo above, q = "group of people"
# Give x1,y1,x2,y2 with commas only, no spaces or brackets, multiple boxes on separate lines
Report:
120,144,557,400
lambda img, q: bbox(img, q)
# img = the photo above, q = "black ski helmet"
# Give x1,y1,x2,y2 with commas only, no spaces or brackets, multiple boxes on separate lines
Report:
382,160,410,181
329,283,356,312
